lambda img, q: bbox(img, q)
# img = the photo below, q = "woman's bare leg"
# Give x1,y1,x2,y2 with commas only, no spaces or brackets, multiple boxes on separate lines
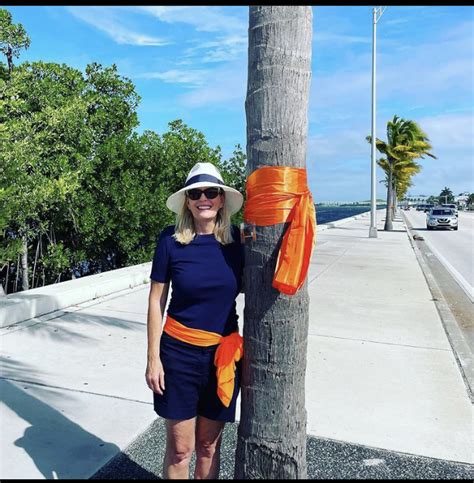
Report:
194,415,225,479
163,417,196,479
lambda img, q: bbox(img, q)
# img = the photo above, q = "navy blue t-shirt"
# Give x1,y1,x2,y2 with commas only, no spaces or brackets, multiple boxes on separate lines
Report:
150,224,244,336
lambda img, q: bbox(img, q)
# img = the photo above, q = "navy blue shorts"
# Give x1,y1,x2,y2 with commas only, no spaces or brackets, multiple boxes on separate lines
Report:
153,332,241,422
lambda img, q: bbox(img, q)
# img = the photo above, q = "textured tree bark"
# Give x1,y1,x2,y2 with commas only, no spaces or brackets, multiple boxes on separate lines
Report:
392,183,397,218
384,165,393,231
235,6,312,479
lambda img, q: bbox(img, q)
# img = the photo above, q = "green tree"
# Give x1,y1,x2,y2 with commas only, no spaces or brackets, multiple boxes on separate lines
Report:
1,56,246,292
439,187,454,204
0,61,93,290
219,144,246,227
367,115,436,230
0,9,30,74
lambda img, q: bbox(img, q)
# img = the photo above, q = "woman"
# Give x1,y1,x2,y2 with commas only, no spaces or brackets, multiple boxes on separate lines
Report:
145,162,244,479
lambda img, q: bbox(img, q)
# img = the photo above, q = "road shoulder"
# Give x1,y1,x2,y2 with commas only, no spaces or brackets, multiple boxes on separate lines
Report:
402,211,473,402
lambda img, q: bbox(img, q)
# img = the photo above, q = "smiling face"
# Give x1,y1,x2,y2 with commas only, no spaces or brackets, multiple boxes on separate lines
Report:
186,186,225,224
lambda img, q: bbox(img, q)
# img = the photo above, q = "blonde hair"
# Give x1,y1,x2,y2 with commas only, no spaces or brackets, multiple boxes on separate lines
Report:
173,192,234,245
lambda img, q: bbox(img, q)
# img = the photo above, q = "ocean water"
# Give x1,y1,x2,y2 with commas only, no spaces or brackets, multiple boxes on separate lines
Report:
315,205,385,225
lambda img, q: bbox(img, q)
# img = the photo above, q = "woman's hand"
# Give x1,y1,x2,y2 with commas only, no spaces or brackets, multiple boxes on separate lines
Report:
145,358,166,395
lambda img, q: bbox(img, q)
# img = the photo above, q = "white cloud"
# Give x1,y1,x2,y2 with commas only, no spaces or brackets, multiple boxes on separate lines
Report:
137,6,247,35
184,35,248,63
309,18,473,122
67,7,170,46
417,113,474,152
136,6,248,65
135,69,209,87
177,61,247,109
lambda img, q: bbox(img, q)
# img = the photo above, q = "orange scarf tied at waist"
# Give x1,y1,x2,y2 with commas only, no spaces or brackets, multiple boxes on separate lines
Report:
244,166,317,295
164,316,243,408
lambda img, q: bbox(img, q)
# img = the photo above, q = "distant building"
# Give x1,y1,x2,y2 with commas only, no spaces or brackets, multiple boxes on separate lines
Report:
455,192,470,208
316,201,343,206
317,199,385,206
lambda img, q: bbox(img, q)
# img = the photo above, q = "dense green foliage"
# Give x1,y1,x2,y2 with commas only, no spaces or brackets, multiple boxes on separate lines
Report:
0,16,246,293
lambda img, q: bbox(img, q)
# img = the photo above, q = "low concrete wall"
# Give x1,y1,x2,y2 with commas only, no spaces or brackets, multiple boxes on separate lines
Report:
0,263,152,328
318,208,374,231
0,209,382,328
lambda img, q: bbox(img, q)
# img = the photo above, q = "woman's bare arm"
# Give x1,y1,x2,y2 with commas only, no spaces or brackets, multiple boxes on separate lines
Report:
146,280,170,395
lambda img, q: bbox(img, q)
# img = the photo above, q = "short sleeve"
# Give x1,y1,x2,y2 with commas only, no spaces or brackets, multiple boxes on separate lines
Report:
150,227,173,283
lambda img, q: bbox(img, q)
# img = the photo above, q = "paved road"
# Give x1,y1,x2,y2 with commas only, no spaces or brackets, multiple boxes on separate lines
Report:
403,209,474,300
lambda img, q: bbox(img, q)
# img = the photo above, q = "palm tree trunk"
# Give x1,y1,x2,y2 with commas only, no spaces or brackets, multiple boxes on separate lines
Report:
235,6,312,479
391,182,396,219
384,165,393,230
21,234,29,291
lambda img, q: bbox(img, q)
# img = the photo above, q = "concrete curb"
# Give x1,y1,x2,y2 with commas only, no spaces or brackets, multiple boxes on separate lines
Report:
0,263,152,328
401,211,473,402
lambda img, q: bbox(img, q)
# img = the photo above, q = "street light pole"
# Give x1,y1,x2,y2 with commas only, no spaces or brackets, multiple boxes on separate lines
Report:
369,6,387,238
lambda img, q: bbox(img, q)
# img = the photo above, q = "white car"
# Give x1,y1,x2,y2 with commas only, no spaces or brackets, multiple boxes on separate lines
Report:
426,207,458,231
441,203,458,217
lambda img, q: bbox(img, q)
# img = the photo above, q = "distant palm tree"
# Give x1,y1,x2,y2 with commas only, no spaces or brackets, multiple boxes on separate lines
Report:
439,187,454,204
392,159,421,213
394,162,420,205
367,115,436,230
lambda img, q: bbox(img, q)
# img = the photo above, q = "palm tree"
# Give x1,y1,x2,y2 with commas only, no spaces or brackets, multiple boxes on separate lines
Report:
439,187,454,204
234,6,312,479
367,115,436,230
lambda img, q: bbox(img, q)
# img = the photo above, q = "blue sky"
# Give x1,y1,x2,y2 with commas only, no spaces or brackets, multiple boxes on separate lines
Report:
4,6,473,202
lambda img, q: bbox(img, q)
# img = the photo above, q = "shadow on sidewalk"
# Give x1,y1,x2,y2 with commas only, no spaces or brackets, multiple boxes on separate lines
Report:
1,375,120,479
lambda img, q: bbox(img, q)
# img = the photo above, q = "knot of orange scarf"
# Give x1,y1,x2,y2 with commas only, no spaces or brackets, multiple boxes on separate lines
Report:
244,166,317,295
164,316,243,408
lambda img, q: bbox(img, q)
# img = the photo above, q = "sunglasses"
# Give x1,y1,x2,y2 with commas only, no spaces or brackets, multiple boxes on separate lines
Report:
186,187,223,201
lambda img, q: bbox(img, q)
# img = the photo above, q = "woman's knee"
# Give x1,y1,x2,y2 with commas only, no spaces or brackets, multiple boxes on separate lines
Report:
168,442,194,466
195,437,221,459
166,418,196,466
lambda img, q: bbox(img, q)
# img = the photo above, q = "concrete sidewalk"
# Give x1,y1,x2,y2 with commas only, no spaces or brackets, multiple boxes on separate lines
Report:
1,210,472,479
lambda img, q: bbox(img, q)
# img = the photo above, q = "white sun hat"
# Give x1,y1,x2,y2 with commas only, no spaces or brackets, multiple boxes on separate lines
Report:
166,162,244,215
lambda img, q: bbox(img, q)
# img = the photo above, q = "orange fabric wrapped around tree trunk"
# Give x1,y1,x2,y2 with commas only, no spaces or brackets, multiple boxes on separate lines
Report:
244,166,317,295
